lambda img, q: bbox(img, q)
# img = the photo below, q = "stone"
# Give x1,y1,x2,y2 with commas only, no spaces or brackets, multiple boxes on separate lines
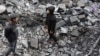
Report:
30,38,38,49
50,53,56,56
77,1,85,7
7,6,13,13
25,19,35,27
72,10,79,15
63,16,69,21
71,29,79,37
60,27,68,33
55,12,62,19
58,3,66,11
0,5,6,14
58,40,66,47
0,0,4,4
62,54,68,56
35,8,46,15
21,39,28,48
24,53,31,56
78,14,85,19
39,30,44,36
70,16,79,23
67,40,72,44
56,20,66,29
84,6,93,12
39,52,46,56
47,48,53,53
87,16,98,23
38,5,46,9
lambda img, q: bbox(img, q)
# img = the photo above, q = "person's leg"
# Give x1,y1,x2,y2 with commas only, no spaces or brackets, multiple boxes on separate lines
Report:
5,42,13,56
50,22,57,42
50,32,57,42
12,40,18,55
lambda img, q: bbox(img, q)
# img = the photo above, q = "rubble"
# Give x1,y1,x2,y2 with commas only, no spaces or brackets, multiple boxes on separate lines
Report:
0,0,100,56
29,38,39,49
71,28,79,37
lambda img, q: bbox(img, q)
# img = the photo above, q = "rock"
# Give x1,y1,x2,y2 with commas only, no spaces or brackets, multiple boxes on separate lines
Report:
87,16,98,23
78,14,86,19
50,53,56,56
38,5,46,9
60,27,68,33
25,18,34,27
84,6,93,12
0,5,6,14
24,53,31,56
58,3,66,11
70,16,79,25
62,54,68,56
32,0,39,4
0,0,4,4
63,16,69,21
67,40,72,44
72,10,79,15
47,48,53,53
77,1,85,7
39,52,46,56
30,38,38,49
56,20,66,29
71,29,79,37
58,40,66,47
35,8,46,15
55,12,62,20
21,39,28,48
7,6,13,13
70,16,79,23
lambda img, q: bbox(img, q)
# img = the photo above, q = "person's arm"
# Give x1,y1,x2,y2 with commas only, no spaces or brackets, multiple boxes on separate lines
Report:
4,27,12,37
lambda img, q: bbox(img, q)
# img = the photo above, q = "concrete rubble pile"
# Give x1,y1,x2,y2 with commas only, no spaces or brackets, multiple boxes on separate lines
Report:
0,0,100,56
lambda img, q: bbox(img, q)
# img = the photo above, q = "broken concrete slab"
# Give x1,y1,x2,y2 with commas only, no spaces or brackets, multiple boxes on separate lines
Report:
56,20,66,29
7,6,13,13
0,0,4,4
84,6,93,12
70,16,79,23
30,38,38,49
78,14,86,19
71,29,79,37
58,40,66,47
58,3,66,11
77,1,85,7
60,27,68,33
0,5,6,14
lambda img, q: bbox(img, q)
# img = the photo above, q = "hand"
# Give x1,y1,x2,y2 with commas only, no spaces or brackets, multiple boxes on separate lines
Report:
45,29,48,32
50,31,53,33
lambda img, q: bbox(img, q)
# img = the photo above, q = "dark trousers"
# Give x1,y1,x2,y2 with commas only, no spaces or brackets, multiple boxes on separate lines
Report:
5,40,17,56
48,32,57,42
48,22,57,42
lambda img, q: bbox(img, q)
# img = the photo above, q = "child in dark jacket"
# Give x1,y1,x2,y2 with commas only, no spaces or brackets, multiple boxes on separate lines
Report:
4,14,19,56
45,6,57,43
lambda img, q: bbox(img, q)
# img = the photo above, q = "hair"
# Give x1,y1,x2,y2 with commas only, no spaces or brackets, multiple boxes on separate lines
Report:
46,6,55,14
10,14,18,21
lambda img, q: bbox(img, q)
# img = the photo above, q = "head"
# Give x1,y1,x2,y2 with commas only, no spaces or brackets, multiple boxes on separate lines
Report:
46,6,55,15
10,14,19,24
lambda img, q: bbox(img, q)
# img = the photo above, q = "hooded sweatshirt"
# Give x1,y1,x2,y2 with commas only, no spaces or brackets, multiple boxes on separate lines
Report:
45,6,57,32
4,22,18,42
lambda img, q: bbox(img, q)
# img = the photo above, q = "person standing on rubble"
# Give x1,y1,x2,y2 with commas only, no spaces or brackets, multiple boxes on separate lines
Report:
45,6,58,44
4,14,19,56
